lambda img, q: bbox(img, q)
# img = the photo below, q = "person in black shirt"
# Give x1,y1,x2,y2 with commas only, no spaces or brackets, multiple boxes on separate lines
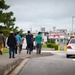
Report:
26,31,33,54
7,31,17,58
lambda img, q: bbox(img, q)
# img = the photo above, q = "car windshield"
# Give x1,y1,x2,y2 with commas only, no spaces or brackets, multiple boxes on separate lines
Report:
70,39,75,43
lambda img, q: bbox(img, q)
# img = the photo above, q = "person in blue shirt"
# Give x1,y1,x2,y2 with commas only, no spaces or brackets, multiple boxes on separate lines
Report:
26,31,33,54
16,32,22,53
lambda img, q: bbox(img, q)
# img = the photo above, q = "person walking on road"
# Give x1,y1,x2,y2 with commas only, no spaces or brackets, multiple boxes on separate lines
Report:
16,32,22,53
7,31,17,58
0,31,5,55
19,35,24,53
26,31,33,54
35,32,42,54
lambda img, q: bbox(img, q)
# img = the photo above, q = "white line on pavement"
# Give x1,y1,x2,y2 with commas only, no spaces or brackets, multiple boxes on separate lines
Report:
72,59,75,61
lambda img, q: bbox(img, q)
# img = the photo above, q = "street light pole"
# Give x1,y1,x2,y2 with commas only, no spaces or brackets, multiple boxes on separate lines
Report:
72,17,73,33
72,16,75,34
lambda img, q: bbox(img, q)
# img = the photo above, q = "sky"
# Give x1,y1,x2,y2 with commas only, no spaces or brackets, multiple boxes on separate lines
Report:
5,0,75,32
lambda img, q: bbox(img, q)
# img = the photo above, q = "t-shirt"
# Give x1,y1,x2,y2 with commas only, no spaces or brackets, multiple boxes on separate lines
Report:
26,34,33,44
35,34,42,44
16,34,21,44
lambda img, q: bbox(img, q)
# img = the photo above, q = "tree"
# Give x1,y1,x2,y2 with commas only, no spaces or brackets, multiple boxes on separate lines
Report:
3,11,16,29
13,26,19,33
0,25,10,37
19,29,24,35
0,0,9,10
0,0,10,23
0,0,24,36
0,0,16,36
0,0,15,28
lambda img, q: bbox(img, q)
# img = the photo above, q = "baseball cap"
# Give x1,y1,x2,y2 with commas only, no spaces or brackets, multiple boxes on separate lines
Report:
10,31,14,33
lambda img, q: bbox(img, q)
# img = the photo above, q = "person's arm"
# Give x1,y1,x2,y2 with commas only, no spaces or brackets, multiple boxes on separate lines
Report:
19,35,22,41
14,37,17,46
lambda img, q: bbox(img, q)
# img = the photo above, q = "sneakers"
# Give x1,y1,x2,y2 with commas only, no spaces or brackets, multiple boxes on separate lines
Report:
13,57,15,58
27,50,31,54
9,57,15,58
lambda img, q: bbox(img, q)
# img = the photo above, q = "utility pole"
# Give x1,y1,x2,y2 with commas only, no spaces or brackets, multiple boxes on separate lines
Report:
72,16,75,34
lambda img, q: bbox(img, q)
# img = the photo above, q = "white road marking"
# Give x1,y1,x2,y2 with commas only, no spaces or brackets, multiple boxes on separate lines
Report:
72,59,75,61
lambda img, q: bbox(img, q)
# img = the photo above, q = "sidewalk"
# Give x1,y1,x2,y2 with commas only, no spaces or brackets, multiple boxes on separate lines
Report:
0,50,30,75
0,49,54,75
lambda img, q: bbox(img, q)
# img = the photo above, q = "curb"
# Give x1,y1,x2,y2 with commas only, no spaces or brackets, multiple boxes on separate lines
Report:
0,58,23,75
9,58,29,75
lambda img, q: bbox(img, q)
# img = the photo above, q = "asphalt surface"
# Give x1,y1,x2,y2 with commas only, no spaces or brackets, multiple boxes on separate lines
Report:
0,48,54,75
19,51,75,75
0,49,30,75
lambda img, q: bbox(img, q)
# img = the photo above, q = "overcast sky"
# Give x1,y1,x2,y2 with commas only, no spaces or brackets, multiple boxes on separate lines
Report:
5,0,75,32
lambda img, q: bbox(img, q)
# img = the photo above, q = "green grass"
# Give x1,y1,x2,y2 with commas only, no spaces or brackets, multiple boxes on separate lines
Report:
42,44,47,48
2,48,9,54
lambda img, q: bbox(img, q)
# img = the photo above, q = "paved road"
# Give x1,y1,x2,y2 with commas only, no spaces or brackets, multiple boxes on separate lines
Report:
19,51,75,75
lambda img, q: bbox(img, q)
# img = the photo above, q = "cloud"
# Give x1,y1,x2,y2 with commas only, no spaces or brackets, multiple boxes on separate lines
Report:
5,0,75,32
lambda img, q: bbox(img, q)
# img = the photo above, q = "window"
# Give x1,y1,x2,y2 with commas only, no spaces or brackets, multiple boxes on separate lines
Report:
70,39,75,43
60,39,63,42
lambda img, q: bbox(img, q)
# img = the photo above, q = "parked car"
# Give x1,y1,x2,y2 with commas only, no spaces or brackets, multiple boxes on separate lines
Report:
66,38,75,58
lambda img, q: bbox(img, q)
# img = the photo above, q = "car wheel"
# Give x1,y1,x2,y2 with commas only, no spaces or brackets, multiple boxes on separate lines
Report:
66,55,70,58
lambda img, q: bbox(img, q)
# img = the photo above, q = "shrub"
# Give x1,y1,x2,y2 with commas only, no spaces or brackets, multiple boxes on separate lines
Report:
46,43,52,48
46,43,58,50
47,38,55,44
42,44,47,48
52,44,58,50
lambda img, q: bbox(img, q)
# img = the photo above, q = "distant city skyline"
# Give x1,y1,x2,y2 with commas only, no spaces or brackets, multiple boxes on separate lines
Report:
23,26,73,33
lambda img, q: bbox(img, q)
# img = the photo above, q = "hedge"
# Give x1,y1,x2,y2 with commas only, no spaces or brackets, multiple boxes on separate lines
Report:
46,43,58,50
47,38,55,44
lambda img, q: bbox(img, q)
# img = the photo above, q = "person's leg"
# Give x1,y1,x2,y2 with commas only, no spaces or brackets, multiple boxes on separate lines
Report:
0,51,2,55
0,50,2,55
39,44,42,54
36,44,39,54
19,45,21,53
31,43,33,51
26,44,28,54
1,51,2,55
0,43,4,55
29,44,31,54
0,44,2,55
27,43,29,54
0,50,1,54
20,45,22,51
1,43,4,51
9,47,12,58
12,47,15,58
27,49,28,54
18,44,21,53
15,46,17,54
19,45,22,53
29,43,33,54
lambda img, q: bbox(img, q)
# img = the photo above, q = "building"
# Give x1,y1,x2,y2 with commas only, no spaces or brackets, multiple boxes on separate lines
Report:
48,29,68,44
